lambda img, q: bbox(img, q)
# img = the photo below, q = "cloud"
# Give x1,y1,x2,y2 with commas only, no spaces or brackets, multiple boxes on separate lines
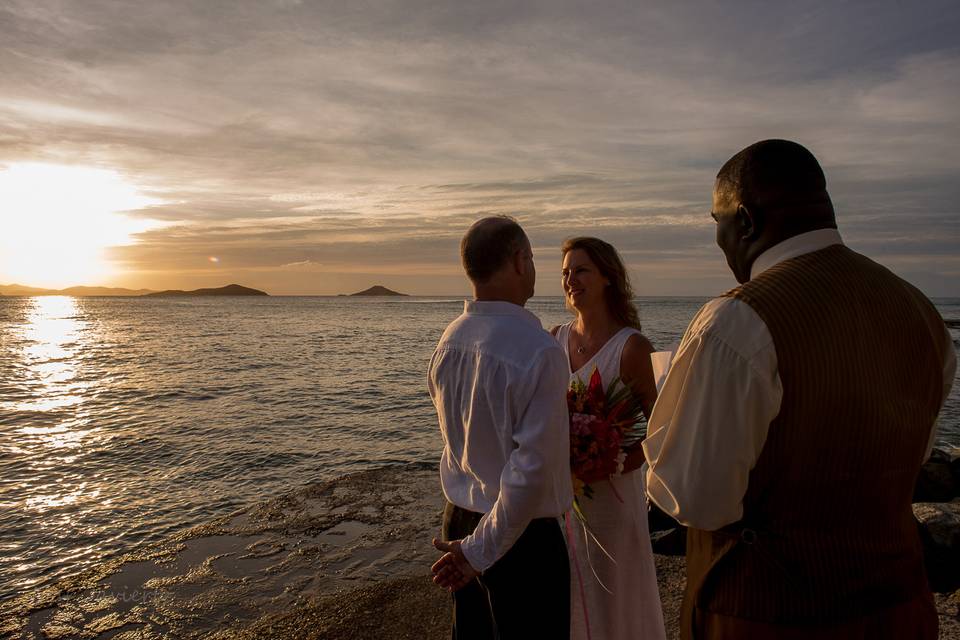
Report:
1,0,958,294
280,260,324,269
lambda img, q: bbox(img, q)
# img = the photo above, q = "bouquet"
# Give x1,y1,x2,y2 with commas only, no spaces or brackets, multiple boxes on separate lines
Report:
565,368,647,601
567,367,646,503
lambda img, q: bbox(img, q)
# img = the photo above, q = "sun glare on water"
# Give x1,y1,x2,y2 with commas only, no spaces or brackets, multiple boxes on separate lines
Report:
0,163,165,289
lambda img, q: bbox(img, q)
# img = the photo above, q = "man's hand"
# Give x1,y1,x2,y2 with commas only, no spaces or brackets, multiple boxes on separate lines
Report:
431,538,479,592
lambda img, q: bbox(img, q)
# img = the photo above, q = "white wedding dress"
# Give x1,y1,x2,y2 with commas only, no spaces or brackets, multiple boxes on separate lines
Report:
556,323,666,640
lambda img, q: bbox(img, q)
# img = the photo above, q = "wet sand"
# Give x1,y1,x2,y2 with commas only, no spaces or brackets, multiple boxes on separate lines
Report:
1,463,446,639
224,555,687,640
1,463,956,639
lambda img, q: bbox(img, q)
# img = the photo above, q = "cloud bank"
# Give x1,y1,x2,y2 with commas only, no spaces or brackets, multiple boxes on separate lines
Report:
1,0,958,295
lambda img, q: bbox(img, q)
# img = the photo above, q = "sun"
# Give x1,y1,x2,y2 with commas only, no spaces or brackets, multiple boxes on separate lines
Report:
0,163,166,289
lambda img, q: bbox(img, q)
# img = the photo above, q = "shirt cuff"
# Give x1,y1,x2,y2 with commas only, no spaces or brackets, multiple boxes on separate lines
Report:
459,533,488,572
645,467,681,523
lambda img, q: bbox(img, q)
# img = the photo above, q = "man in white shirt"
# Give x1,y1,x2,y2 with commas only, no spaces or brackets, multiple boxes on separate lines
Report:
429,216,573,639
643,140,956,639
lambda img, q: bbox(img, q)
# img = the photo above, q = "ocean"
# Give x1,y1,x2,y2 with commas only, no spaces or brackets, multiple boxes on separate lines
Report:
1,295,958,602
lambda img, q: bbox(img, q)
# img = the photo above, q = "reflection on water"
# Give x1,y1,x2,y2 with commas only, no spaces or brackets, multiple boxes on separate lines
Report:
0,295,956,606
4,297,90,412
0,296,107,598
4,297,100,455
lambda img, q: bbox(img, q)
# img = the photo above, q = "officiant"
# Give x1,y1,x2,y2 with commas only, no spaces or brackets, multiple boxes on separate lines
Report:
642,139,956,639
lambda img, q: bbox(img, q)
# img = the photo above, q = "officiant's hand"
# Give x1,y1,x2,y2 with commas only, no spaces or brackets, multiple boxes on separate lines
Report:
431,538,479,592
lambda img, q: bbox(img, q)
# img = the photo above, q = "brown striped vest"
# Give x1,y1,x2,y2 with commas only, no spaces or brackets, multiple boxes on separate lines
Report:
683,244,947,630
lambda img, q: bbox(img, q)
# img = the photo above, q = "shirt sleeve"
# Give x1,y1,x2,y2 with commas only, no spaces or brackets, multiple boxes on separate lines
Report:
459,347,572,571
642,301,782,531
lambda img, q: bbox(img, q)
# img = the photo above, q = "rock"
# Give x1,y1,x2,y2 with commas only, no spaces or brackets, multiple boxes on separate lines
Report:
951,448,960,487
942,588,960,628
650,528,687,556
648,503,679,532
648,503,687,556
914,448,957,503
914,500,960,593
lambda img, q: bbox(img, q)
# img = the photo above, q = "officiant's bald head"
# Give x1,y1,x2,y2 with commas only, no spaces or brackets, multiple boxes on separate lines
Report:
715,139,835,217
712,139,837,283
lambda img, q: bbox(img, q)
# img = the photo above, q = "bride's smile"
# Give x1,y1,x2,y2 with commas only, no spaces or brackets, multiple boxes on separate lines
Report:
561,248,610,310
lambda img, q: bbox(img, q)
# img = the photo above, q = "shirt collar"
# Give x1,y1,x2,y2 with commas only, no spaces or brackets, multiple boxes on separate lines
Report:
750,228,844,280
463,300,543,329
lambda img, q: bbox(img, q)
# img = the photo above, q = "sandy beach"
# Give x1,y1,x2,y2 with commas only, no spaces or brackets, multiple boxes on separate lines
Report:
1,464,956,639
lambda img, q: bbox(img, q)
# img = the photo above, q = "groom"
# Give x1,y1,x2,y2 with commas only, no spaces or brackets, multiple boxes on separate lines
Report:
428,216,573,638
644,139,956,639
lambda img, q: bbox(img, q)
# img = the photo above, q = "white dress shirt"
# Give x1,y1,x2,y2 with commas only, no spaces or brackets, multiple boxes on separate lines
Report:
643,229,957,531
428,300,573,571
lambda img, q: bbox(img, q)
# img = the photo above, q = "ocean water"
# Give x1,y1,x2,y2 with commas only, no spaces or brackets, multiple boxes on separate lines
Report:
0,295,958,602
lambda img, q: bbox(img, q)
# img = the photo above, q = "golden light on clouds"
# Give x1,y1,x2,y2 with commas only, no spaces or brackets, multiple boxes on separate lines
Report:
0,3,956,295
0,163,166,288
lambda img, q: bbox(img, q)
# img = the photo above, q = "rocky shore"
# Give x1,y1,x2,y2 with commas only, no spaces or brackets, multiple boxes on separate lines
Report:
2,453,958,639
914,447,960,599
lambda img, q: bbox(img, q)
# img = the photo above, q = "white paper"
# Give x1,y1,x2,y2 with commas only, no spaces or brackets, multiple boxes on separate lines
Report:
650,344,678,393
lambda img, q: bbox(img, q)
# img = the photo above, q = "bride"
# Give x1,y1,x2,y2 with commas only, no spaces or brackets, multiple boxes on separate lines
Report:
552,237,666,640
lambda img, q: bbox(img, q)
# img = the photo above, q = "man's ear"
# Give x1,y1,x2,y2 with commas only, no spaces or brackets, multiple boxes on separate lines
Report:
512,249,527,275
737,204,761,241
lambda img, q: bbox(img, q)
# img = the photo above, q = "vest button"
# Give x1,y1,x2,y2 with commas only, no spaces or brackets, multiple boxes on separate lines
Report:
740,528,758,545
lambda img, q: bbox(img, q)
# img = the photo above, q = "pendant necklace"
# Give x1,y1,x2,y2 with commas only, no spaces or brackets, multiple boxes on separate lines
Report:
575,329,589,354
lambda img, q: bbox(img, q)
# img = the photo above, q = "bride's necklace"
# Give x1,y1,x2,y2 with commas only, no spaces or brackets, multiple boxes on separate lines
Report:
573,328,599,355
573,322,618,356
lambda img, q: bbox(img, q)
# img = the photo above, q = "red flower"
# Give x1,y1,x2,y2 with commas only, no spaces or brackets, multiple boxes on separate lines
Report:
567,367,645,498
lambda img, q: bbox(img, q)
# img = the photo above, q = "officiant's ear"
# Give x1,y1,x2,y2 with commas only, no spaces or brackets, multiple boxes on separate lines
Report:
737,204,761,241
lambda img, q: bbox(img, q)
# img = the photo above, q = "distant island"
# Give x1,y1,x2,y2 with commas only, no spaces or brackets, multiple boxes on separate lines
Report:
0,283,268,297
349,285,407,297
0,284,155,296
146,284,268,297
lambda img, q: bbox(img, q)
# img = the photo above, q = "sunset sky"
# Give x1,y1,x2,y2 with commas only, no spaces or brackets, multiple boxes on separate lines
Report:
1,1,958,296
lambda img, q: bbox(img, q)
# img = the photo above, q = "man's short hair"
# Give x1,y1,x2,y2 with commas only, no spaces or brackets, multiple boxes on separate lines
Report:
717,139,828,208
460,216,528,284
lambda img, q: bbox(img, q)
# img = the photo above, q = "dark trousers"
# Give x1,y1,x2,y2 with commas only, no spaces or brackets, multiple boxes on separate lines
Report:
441,501,570,640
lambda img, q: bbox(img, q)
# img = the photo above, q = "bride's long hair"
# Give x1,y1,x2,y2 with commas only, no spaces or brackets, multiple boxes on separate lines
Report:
561,236,641,331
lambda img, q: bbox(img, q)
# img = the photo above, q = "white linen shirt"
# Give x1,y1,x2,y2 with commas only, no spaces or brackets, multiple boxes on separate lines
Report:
428,300,573,571
643,229,957,531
